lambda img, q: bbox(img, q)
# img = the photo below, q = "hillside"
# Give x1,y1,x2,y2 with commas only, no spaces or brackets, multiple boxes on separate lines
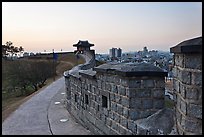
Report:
2,52,85,123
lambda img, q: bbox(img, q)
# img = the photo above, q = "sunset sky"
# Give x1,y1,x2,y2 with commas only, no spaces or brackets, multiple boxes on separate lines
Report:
2,2,202,54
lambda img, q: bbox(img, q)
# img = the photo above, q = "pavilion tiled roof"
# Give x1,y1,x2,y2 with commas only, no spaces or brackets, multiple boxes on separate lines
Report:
73,40,94,47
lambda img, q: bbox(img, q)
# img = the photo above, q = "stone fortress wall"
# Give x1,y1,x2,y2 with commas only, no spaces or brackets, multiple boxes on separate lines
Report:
170,37,202,135
64,37,202,135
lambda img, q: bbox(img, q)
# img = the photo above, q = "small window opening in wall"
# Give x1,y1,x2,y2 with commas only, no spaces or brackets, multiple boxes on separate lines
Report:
85,94,89,104
97,104,100,111
102,95,108,108
75,94,77,102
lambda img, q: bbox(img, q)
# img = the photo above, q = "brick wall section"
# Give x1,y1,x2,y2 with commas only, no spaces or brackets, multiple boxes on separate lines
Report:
64,61,167,135
170,37,202,135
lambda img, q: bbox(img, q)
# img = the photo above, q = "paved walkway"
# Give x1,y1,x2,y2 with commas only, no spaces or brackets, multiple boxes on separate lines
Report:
2,77,91,135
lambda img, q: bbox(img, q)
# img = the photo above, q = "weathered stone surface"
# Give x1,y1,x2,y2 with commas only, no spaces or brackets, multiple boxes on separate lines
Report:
153,99,164,109
191,71,202,86
180,99,187,115
142,99,153,109
126,88,136,97
123,107,129,118
127,120,137,133
120,117,128,128
65,52,169,135
115,94,121,104
152,89,164,98
129,110,140,120
187,103,202,119
118,86,126,96
184,54,202,70
143,80,154,88
181,70,191,85
180,116,202,133
121,97,129,107
127,80,141,88
111,84,118,93
185,87,198,100
170,37,202,54
135,108,174,135
130,98,141,109
116,104,123,115
94,62,167,77
174,54,184,67
136,89,151,98
155,79,165,88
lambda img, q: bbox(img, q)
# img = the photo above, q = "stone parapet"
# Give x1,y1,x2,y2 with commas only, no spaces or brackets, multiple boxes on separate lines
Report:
170,37,202,135
64,60,170,134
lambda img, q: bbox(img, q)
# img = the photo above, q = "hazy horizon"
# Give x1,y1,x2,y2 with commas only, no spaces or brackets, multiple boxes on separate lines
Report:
2,2,202,54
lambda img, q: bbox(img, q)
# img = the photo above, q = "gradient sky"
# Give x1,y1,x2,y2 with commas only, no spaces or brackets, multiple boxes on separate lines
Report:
2,2,202,54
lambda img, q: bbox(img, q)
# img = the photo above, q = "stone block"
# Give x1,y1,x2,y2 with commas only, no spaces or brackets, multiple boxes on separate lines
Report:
121,97,129,107
140,110,155,119
127,120,137,133
123,107,129,118
111,102,117,111
173,79,180,93
180,99,187,115
191,72,202,86
111,121,118,131
184,54,202,70
115,111,121,123
129,109,140,120
130,98,141,109
118,124,127,135
117,104,123,115
101,113,106,123
102,81,105,91
127,80,141,88
152,89,164,98
143,79,154,88
187,103,202,119
174,54,184,67
137,126,148,135
153,99,164,109
113,75,120,85
111,84,118,93
181,70,191,85
181,116,201,133
110,93,115,102
106,117,112,127
115,94,121,104
97,80,102,89
172,67,177,78
142,99,153,109
185,87,199,100
136,89,151,98
179,83,186,99
105,82,111,91
126,88,136,98
120,117,128,128
118,86,126,96
155,79,165,88
109,111,114,120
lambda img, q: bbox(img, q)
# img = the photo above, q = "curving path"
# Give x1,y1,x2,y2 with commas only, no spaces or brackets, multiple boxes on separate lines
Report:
2,77,91,135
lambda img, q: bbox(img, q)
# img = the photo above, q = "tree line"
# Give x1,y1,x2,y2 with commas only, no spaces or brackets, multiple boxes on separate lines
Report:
2,41,57,96
2,41,24,59
3,59,56,96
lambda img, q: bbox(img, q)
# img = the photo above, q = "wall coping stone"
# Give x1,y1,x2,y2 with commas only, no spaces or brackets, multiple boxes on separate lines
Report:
94,62,168,77
79,69,96,79
170,37,202,53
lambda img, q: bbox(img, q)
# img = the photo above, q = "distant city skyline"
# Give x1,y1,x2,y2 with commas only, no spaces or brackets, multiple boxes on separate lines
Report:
2,2,202,54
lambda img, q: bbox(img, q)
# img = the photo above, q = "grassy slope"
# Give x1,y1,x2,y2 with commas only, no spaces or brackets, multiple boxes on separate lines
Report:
2,52,85,123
